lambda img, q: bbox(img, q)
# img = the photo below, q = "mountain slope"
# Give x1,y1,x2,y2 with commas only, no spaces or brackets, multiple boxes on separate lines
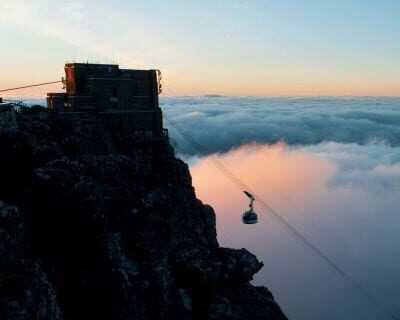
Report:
0,108,287,320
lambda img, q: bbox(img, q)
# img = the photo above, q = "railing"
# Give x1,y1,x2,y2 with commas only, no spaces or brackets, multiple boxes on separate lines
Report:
157,70,163,94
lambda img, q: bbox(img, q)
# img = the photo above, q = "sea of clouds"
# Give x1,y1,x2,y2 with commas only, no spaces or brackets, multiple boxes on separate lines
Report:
161,96,400,154
161,96,400,320
17,96,400,154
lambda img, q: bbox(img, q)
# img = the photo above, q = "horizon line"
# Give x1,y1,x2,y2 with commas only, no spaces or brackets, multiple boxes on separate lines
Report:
2,93,400,100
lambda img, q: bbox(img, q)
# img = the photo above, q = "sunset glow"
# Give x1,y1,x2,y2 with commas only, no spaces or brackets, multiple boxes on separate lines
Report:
191,143,334,216
189,142,400,319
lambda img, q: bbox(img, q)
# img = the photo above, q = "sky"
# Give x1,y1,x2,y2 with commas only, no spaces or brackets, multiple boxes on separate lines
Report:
1,0,400,96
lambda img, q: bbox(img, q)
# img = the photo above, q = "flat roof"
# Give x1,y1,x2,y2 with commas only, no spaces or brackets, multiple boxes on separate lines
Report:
65,63,119,68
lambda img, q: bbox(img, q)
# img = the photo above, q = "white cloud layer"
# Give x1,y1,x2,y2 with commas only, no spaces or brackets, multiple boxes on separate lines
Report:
162,96,400,155
165,96,400,319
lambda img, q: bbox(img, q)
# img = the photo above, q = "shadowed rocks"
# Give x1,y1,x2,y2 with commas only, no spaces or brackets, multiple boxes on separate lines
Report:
0,110,287,320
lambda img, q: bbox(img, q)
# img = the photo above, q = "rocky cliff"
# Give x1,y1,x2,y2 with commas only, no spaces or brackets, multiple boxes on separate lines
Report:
0,108,287,320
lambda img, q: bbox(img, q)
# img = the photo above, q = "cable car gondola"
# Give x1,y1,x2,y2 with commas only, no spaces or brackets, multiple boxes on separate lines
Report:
242,191,258,224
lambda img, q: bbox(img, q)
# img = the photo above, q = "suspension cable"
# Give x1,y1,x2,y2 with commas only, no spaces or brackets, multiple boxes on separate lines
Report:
0,80,62,93
164,113,399,320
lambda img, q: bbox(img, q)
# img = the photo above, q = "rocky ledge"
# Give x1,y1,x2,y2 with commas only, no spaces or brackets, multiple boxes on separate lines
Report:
0,108,287,320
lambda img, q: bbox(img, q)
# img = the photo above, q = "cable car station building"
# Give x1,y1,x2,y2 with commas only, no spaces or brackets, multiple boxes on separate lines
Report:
47,63,163,137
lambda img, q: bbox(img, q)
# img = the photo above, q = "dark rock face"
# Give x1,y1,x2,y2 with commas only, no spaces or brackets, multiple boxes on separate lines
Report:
0,111,287,320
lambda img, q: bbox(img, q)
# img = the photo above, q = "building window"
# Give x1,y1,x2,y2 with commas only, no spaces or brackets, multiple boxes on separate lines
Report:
112,102,118,109
111,86,118,98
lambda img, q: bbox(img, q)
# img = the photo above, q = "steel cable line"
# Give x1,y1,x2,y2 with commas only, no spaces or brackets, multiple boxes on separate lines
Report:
164,113,400,320
0,80,62,93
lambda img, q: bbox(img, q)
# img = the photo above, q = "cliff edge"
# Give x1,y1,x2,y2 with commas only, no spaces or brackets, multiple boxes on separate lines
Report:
0,108,287,320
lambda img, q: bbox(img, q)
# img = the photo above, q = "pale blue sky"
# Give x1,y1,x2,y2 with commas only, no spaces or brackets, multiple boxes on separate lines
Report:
1,0,399,96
